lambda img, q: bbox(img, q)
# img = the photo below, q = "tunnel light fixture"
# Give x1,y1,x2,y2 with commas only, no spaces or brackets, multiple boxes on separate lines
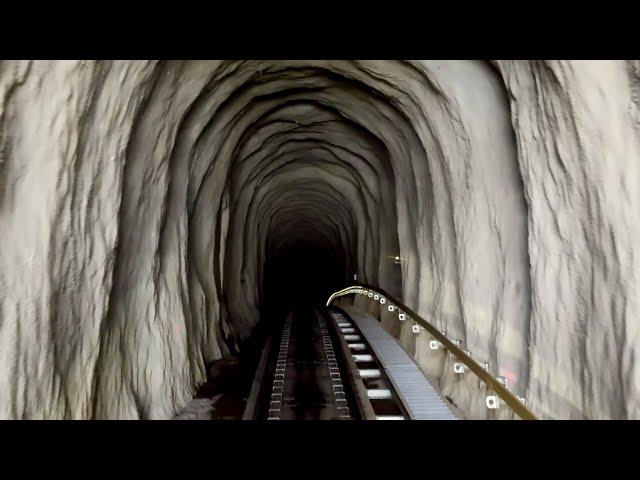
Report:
387,255,403,264
412,324,421,334
429,339,442,350
368,292,373,298
373,294,379,300
388,305,396,312
379,297,386,304
398,312,406,321
386,255,403,264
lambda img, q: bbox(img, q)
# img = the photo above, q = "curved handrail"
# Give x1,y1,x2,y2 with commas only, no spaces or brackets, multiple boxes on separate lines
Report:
326,282,537,420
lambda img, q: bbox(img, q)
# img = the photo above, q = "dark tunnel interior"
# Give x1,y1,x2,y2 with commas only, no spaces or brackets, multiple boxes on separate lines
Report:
261,234,349,320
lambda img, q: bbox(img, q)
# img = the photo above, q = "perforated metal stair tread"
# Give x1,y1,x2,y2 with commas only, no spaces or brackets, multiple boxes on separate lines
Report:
345,309,457,420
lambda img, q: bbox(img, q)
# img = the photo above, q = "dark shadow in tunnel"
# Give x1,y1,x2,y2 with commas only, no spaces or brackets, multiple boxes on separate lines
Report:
262,235,347,322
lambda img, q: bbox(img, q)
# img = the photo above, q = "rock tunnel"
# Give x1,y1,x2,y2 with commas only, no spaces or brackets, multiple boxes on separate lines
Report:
1,60,639,420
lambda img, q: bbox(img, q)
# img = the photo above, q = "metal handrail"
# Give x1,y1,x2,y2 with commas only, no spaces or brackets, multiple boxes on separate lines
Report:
326,282,537,420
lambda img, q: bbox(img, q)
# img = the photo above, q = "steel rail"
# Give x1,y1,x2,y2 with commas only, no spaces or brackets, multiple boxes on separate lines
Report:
326,282,537,420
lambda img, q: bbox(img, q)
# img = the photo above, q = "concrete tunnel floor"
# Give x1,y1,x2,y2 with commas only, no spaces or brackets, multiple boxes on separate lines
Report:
1,60,640,419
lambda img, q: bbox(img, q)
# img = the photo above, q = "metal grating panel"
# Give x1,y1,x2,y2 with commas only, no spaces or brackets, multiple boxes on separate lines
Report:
346,309,457,420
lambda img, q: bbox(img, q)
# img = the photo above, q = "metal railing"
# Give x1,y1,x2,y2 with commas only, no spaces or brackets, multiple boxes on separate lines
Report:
326,282,537,420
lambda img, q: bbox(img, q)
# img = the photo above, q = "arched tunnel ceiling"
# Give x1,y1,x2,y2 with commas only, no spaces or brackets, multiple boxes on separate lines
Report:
0,60,639,420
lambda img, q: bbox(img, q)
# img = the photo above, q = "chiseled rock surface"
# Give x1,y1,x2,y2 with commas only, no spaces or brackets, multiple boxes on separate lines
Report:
494,60,640,419
174,397,217,420
0,60,638,419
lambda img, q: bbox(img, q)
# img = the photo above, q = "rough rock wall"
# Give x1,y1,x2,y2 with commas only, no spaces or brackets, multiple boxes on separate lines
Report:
0,60,638,419
495,60,640,419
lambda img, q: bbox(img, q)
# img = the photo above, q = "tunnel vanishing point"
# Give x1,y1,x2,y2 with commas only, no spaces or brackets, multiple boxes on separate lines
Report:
1,60,639,420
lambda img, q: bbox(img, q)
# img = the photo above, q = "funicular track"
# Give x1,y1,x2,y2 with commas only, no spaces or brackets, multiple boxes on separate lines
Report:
243,307,414,420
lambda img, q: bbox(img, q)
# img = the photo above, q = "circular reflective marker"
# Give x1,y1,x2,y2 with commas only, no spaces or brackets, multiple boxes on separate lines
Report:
388,305,395,312
374,294,379,300
453,363,466,374
368,292,373,298
380,297,386,304
412,324,421,334
398,313,406,321
486,396,499,409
